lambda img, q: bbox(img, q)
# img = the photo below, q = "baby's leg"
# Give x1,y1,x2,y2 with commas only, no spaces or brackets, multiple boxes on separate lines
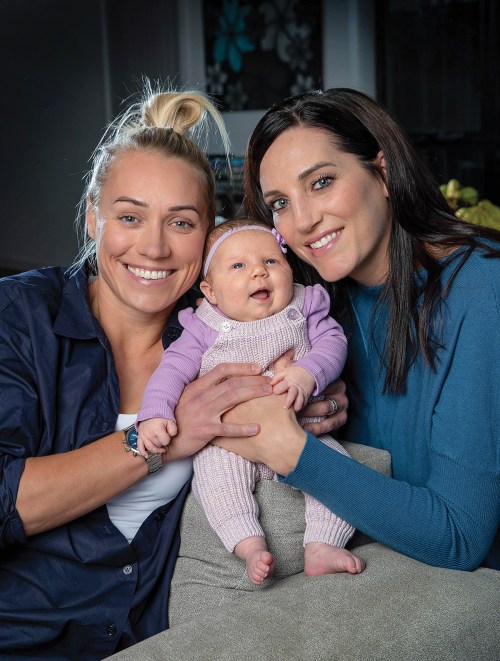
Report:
303,435,365,576
234,536,275,586
193,445,275,583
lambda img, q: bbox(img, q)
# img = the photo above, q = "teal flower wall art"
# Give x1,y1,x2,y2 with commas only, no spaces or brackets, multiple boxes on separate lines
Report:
204,0,322,111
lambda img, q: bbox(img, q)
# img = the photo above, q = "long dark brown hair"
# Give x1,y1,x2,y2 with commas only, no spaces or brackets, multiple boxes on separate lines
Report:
244,88,500,393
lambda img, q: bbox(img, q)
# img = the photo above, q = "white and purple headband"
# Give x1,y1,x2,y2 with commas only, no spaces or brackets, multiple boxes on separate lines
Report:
202,224,287,278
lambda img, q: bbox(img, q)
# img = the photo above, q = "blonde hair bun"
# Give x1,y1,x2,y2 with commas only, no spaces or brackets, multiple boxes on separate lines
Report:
143,92,208,134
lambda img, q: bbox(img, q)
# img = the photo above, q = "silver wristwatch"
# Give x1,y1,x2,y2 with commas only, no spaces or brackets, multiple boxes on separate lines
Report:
123,424,163,475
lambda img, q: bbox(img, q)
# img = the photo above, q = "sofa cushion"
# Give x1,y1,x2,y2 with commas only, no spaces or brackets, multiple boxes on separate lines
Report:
109,544,500,661
169,442,390,621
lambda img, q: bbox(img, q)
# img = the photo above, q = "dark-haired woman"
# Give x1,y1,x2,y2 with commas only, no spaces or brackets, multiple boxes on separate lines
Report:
219,88,499,570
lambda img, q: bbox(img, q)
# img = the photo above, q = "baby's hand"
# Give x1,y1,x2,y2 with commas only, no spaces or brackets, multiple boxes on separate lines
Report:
270,365,315,411
137,418,177,456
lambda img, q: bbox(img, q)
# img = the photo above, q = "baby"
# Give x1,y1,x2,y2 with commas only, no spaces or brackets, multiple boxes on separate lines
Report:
137,219,365,584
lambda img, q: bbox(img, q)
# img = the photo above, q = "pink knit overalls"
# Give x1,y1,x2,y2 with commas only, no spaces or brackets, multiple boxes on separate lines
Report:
192,285,355,552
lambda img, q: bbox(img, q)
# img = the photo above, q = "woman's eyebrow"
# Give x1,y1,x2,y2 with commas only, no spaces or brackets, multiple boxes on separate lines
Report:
169,205,200,215
298,161,337,181
263,161,338,198
113,196,147,207
262,188,282,200
113,197,200,215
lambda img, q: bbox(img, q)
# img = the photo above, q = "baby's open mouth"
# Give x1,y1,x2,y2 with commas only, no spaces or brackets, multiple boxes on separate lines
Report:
250,289,271,300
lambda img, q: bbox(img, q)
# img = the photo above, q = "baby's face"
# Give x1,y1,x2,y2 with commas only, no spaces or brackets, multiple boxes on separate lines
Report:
201,230,294,321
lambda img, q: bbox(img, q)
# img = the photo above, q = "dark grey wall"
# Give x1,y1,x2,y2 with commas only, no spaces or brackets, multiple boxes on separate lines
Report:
0,0,109,272
106,0,179,115
0,0,181,274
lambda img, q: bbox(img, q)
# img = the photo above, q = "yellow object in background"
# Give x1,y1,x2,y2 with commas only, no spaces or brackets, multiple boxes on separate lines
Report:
440,179,500,230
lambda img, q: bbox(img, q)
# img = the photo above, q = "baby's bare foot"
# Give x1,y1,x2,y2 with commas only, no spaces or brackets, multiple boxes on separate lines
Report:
235,536,275,585
304,543,365,576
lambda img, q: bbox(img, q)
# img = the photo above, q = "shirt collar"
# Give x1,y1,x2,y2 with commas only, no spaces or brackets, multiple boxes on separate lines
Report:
53,267,99,340
53,266,199,345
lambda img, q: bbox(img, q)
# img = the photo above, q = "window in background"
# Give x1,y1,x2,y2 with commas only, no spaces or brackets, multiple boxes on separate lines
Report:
377,0,500,204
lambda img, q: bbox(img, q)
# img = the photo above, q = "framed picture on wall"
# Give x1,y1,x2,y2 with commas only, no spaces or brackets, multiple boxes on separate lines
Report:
203,0,323,111
177,0,376,155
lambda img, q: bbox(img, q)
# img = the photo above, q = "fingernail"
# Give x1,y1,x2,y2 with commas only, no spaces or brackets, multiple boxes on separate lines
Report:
247,424,259,434
251,363,261,372
263,384,272,393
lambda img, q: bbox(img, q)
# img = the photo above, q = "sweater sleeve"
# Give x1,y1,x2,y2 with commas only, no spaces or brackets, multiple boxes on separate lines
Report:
295,284,348,394
137,309,215,423
280,270,500,570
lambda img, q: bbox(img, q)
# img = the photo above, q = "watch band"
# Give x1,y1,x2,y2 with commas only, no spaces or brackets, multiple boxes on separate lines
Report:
123,424,163,475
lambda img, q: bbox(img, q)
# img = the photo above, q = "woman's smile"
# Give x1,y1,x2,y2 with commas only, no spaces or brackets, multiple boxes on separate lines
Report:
126,264,174,281
307,228,344,253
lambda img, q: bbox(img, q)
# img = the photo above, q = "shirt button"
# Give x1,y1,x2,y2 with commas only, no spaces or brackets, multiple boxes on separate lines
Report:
287,308,299,320
167,330,178,340
122,565,133,575
221,321,232,332
106,625,117,636
154,512,165,521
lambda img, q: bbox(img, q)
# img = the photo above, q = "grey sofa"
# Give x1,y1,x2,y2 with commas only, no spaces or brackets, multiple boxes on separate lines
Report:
107,443,500,660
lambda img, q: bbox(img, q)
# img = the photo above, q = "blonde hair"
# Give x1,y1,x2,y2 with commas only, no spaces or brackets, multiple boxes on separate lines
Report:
73,81,231,273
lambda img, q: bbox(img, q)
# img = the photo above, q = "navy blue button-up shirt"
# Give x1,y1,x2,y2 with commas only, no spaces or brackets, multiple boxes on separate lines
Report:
0,266,197,659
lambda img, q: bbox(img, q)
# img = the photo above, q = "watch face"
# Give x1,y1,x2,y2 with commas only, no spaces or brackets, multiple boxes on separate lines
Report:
124,425,162,474
124,426,141,456
127,427,139,448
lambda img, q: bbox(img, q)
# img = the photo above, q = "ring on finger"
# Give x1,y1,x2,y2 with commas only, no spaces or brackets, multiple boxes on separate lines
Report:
326,397,338,416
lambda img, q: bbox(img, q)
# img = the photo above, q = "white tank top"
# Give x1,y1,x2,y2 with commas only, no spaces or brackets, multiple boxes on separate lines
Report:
106,414,192,543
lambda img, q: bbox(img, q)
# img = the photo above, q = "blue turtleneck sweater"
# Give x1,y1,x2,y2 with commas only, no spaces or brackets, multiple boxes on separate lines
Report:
281,245,499,570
